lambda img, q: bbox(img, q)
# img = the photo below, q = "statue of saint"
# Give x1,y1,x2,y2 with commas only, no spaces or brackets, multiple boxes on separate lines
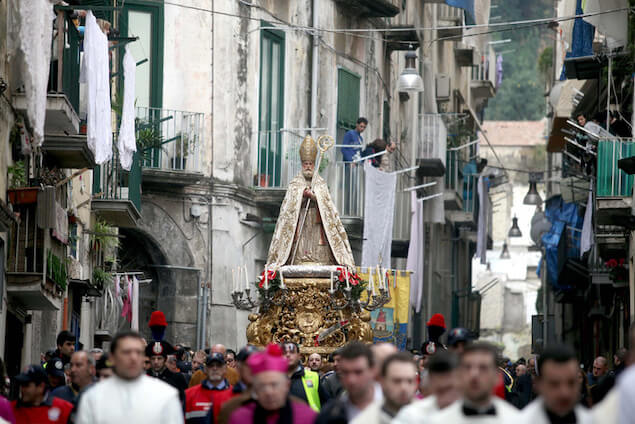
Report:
266,136,355,269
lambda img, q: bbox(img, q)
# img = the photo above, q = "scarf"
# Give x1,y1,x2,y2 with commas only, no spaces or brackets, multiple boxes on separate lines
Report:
253,398,293,424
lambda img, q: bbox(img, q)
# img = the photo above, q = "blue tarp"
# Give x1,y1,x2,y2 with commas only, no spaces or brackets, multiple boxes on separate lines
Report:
536,195,584,290
446,0,476,26
559,0,596,80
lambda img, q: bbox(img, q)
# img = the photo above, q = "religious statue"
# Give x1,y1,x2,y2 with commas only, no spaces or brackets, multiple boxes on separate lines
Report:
266,136,355,269
246,135,373,356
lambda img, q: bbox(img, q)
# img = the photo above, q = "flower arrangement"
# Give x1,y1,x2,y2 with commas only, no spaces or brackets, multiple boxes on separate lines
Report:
605,258,628,283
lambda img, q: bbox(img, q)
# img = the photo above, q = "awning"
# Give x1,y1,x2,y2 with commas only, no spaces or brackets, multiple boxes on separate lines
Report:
446,0,476,25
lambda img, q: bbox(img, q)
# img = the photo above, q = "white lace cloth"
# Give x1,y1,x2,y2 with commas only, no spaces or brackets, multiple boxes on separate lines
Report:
16,0,55,146
118,47,137,170
80,11,112,164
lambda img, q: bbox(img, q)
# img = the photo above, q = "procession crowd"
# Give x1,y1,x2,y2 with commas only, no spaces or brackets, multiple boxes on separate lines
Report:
2,311,634,423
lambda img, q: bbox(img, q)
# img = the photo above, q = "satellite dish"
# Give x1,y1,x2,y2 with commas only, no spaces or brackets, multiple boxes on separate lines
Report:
530,208,552,247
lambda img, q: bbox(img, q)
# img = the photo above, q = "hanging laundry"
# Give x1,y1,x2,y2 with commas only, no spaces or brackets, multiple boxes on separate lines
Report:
118,47,137,170
14,0,54,146
406,191,425,313
80,11,112,164
131,276,139,330
120,277,132,323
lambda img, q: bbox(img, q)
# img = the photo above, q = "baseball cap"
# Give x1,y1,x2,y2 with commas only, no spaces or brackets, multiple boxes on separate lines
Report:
15,365,48,385
45,357,65,378
236,345,260,362
206,352,225,365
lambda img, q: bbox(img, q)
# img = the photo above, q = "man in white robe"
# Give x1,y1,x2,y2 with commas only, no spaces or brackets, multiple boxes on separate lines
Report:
429,343,519,424
519,344,591,424
76,331,183,424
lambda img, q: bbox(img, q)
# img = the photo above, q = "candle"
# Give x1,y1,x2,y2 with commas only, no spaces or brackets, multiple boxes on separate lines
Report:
330,270,334,292
232,268,236,293
244,264,249,291
345,268,350,289
280,270,286,289
264,267,269,290
368,268,374,293
381,268,386,290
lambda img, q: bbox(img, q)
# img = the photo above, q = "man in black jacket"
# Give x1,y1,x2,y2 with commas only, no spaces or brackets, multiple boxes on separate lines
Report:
146,340,188,405
284,342,327,411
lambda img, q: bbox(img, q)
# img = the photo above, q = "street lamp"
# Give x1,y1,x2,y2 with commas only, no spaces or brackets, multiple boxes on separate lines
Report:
524,181,543,205
398,48,424,93
508,216,522,238
500,242,511,259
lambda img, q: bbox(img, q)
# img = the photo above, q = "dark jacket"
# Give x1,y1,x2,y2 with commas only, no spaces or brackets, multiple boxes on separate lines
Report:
320,372,342,402
289,365,328,408
148,368,188,405
314,397,348,424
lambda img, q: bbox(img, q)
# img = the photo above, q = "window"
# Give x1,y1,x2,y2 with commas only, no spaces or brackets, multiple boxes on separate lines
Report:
257,25,285,187
336,68,361,144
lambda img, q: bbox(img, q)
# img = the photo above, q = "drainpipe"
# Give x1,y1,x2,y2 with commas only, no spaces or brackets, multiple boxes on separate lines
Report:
310,0,319,138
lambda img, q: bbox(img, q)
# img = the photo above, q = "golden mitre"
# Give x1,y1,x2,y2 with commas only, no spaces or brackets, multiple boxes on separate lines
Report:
299,135,318,162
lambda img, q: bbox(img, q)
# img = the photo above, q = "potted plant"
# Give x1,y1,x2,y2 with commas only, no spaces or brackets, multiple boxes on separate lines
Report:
7,161,39,205
135,118,165,167
170,132,190,170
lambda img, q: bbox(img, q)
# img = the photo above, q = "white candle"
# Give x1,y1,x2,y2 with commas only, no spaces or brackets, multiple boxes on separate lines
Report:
330,271,334,291
346,269,350,289
368,268,374,292
265,267,269,290
244,264,249,290
381,268,386,290
232,268,236,293
280,270,285,289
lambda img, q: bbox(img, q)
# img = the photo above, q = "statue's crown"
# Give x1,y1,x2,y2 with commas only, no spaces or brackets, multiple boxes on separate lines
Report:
299,136,318,162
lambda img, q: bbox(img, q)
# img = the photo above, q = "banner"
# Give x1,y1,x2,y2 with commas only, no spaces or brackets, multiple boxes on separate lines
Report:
356,268,411,350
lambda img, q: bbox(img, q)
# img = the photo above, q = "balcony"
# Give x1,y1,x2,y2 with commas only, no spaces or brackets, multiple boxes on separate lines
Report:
437,4,464,39
454,43,478,67
334,0,400,18
596,138,635,227
137,107,206,186
92,150,142,228
470,47,497,105
7,202,66,310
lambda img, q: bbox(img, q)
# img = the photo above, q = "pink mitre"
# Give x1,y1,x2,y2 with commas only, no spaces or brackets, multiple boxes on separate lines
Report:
247,343,289,375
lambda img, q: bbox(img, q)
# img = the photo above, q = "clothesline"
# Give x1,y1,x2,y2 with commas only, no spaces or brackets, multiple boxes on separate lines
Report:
403,181,437,192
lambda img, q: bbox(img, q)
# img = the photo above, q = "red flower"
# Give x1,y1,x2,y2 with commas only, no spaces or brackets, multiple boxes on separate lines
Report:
258,270,277,288
606,259,618,268
619,258,625,266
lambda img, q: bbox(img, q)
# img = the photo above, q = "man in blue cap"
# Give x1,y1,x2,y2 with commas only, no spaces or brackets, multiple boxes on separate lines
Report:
44,357,66,391
11,365,73,424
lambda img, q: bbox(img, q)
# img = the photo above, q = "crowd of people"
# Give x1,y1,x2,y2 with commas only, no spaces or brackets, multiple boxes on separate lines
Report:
2,311,635,423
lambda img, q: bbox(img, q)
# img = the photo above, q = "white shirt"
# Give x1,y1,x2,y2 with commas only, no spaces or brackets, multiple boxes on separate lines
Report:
393,396,441,424
518,398,591,424
349,401,391,424
428,397,519,424
617,366,635,424
76,374,184,424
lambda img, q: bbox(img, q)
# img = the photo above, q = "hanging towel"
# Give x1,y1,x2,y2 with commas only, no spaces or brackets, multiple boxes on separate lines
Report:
120,277,132,323
81,11,112,164
118,47,137,170
131,276,139,330
475,176,488,264
361,162,397,268
14,0,54,146
52,201,68,244
406,191,425,313
580,181,594,257
582,0,628,49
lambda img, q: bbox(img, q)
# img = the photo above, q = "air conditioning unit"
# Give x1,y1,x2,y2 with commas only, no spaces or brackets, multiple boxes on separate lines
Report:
436,74,451,101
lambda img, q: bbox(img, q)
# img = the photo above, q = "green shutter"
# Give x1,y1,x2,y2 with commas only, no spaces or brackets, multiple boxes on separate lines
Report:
337,68,361,130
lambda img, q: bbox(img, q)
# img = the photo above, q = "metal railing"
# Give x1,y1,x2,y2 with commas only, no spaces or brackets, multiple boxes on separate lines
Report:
463,173,478,213
334,161,365,218
49,10,81,113
93,149,142,212
597,138,635,197
418,114,448,160
136,107,205,173
438,4,464,21
472,46,497,88
254,130,303,188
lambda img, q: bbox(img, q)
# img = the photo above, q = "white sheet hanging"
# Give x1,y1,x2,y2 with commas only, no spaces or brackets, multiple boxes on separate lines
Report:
81,11,112,164
131,276,139,330
583,0,628,49
15,0,54,146
118,47,137,170
475,176,488,265
406,191,425,313
580,181,594,257
361,162,397,268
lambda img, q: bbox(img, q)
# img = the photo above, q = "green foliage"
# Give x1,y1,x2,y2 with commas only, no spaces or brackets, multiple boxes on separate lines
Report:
538,47,553,81
485,0,552,121
8,161,27,189
92,267,113,288
47,250,68,291
91,220,120,253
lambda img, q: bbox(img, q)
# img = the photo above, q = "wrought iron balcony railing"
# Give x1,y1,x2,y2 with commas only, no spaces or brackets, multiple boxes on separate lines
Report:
597,138,635,197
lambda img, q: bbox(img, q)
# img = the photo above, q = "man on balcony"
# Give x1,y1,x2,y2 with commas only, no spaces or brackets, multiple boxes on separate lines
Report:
341,117,368,215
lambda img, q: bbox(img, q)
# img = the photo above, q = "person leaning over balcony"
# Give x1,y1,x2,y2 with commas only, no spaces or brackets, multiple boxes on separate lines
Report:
341,117,368,163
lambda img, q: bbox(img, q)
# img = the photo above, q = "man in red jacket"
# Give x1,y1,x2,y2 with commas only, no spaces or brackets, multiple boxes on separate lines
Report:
185,352,233,424
12,365,73,424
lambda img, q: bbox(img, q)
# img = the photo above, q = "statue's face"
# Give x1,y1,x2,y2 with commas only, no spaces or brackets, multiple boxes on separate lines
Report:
302,160,314,179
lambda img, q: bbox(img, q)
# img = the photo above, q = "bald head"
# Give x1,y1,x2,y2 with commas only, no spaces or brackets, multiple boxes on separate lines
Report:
211,344,226,355
592,356,608,378
308,353,322,372
371,343,397,380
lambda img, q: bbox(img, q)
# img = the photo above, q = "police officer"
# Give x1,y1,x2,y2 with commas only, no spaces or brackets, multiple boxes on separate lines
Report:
283,342,326,412
44,357,66,391
146,340,188,405
11,365,73,424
